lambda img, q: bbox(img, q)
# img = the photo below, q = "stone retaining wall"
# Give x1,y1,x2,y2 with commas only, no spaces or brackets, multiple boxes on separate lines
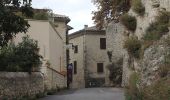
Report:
0,72,44,99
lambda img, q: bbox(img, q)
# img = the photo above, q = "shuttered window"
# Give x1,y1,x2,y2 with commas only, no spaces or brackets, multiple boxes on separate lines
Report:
74,61,77,74
97,63,104,73
100,38,106,49
74,45,78,53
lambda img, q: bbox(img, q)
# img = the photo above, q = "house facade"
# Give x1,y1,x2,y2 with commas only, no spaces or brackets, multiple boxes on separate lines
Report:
69,25,110,89
14,13,72,89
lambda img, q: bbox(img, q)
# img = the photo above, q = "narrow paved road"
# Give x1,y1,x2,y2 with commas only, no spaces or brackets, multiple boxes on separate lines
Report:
40,88,125,100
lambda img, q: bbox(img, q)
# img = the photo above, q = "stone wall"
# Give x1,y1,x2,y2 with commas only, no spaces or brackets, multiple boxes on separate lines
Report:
106,21,127,86
45,67,67,90
106,21,126,62
0,72,44,99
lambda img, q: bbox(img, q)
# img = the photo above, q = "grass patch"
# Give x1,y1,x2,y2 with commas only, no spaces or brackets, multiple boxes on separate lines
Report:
120,14,137,32
131,0,145,16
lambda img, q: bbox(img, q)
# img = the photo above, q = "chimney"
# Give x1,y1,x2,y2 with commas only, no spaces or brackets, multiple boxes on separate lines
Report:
84,25,88,29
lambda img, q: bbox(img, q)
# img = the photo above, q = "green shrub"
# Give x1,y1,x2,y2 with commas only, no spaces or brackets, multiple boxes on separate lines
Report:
124,36,142,58
107,58,123,85
33,12,48,20
143,11,170,41
0,35,42,72
125,72,142,100
131,0,145,16
120,14,137,32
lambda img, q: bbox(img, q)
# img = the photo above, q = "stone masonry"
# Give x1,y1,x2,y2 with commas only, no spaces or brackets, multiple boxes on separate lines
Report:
0,72,44,99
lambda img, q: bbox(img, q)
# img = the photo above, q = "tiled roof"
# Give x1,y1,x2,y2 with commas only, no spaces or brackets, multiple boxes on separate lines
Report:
84,26,105,31
69,26,105,39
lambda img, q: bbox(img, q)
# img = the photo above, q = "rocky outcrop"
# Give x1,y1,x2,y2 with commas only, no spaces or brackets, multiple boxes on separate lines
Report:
141,37,170,86
106,0,170,87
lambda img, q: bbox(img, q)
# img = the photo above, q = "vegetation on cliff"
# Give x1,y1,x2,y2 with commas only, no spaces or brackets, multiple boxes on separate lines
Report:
131,0,145,16
120,14,137,32
124,36,141,59
143,11,170,41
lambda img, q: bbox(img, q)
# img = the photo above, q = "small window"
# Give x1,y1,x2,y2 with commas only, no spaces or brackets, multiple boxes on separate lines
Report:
100,38,106,49
74,45,78,53
74,61,77,74
97,63,104,73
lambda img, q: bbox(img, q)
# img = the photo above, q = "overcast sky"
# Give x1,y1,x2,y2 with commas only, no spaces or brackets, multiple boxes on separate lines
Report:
32,0,97,33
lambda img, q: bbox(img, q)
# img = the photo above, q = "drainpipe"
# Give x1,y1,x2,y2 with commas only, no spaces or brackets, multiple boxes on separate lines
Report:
83,25,87,88
66,29,70,89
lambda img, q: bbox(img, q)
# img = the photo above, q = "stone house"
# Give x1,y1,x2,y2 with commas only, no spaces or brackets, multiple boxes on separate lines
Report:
14,13,72,89
69,25,110,89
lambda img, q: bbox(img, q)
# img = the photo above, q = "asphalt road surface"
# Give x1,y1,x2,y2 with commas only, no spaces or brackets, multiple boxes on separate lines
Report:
40,88,125,100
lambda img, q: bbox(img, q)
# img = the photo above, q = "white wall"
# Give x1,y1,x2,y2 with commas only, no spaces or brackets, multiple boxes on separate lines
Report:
15,20,50,60
49,23,65,72
15,20,66,72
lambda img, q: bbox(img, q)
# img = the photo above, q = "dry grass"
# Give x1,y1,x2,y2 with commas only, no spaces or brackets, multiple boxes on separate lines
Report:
142,78,170,100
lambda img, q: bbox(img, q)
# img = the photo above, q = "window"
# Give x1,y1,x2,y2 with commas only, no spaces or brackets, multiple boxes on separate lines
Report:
100,38,106,49
74,61,77,74
74,45,78,53
97,63,104,73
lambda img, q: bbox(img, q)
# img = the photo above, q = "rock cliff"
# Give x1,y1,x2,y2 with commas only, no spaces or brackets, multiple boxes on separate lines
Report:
106,0,170,87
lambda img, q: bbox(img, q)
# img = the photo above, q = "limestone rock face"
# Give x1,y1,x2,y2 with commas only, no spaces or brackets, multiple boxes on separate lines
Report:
141,40,170,86
106,0,170,86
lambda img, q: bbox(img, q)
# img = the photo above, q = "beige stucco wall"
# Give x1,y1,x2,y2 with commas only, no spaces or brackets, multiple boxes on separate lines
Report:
69,35,85,89
85,33,110,85
14,19,68,90
15,20,50,59
15,20,67,72
49,23,65,71
54,21,68,71
45,67,67,90
54,21,67,42
69,31,110,88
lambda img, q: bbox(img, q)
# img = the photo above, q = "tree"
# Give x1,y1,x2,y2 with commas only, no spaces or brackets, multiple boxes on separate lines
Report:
0,0,33,47
0,35,42,72
92,0,131,29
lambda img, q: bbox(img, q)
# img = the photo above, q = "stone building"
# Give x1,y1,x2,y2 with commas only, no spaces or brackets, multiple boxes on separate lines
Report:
14,12,72,89
69,25,110,89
